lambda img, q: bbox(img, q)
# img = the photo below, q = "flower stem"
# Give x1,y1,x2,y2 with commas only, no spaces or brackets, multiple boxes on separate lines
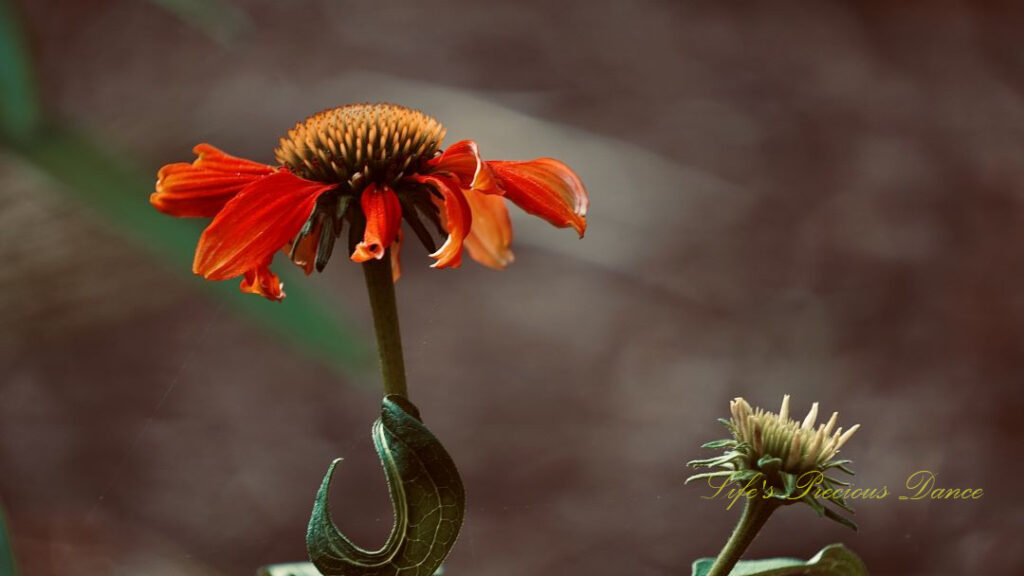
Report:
705,498,780,576
361,251,407,398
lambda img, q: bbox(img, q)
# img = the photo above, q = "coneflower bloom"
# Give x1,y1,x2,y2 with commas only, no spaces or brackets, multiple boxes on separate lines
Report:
687,395,861,529
151,103,588,301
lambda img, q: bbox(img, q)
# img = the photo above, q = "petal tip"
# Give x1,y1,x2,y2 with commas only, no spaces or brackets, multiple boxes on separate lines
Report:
351,243,386,262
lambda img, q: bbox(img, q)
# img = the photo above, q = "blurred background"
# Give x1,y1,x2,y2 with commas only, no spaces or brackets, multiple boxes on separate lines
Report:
1,1,1023,575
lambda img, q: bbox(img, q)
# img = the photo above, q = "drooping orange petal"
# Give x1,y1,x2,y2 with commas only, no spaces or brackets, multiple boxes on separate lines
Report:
390,228,403,283
239,259,285,301
487,159,588,237
193,171,335,283
411,174,472,269
427,140,477,188
151,143,276,217
463,188,514,269
351,184,403,263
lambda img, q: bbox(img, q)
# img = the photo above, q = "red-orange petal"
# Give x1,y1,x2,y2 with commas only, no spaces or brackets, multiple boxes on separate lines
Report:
351,184,403,263
239,259,286,301
487,159,588,237
192,171,335,283
463,188,514,269
428,140,484,189
151,144,275,218
411,174,472,269
390,228,403,283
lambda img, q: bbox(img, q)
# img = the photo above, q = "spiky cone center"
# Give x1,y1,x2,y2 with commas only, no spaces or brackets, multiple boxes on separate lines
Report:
275,103,446,190
276,104,449,272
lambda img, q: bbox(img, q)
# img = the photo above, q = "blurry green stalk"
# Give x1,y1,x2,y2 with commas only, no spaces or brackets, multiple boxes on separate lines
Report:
0,0,366,377
0,504,16,576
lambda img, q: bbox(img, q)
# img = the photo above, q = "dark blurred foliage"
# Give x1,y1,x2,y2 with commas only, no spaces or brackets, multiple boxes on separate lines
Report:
1,1,1023,575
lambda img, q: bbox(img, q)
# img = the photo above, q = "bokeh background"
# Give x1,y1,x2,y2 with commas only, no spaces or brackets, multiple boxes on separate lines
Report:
2,1,1023,575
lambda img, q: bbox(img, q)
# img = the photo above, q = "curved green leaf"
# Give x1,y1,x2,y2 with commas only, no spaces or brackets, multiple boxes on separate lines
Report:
307,395,464,576
692,544,867,576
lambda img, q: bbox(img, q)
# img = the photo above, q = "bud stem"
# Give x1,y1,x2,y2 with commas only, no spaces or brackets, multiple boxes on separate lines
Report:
706,497,780,576
361,251,408,398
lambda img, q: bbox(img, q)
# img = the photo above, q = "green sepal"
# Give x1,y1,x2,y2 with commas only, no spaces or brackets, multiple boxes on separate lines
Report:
689,451,745,469
828,495,855,514
757,456,782,476
701,439,736,450
306,395,465,576
314,215,337,273
784,489,858,531
732,469,760,482
335,195,353,221
825,460,855,475
780,471,796,498
803,494,827,516
684,470,737,485
691,543,867,576
823,507,859,532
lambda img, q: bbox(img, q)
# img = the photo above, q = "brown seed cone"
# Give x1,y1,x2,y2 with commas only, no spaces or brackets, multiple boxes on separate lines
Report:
275,103,446,189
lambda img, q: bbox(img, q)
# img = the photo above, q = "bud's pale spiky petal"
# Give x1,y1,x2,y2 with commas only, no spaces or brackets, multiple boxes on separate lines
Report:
687,395,861,530
835,424,860,451
801,427,825,470
785,430,802,470
802,402,819,430
725,396,858,472
823,411,838,436
731,397,751,431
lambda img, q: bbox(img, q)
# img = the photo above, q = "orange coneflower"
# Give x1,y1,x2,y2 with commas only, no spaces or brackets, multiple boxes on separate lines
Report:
151,103,588,301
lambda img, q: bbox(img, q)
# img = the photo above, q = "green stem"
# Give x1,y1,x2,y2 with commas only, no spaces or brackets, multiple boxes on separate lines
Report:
706,498,780,576
361,251,408,398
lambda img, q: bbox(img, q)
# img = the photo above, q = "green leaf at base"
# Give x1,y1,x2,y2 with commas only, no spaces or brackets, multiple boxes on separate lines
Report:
256,562,447,576
691,544,867,576
256,562,321,576
307,395,465,576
